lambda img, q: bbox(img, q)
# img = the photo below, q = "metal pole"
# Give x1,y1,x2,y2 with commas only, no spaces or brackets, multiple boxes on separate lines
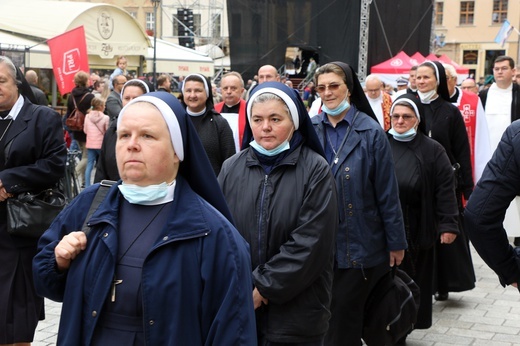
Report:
153,1,158,89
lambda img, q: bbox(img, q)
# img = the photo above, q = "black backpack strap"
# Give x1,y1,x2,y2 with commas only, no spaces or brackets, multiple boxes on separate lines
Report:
82,180,117,235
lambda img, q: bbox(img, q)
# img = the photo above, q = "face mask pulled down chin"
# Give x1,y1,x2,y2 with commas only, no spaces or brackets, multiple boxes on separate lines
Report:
389,127,417,142
118,182,169,204
417,89,437,104
250,140,290,156
322,97,350,116
249,128,294,157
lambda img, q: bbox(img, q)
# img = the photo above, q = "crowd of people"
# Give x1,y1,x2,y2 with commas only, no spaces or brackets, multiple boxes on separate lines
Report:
1,51,520,345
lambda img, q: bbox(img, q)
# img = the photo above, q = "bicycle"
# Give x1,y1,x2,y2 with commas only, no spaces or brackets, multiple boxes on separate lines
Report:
62,149,82,203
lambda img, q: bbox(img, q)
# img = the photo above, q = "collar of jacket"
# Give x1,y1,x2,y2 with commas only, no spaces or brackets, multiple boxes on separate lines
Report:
86,176,212,241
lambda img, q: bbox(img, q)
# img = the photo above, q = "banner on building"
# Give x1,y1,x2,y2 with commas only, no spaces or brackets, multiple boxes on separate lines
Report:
47,26,89,95
494,20,514,47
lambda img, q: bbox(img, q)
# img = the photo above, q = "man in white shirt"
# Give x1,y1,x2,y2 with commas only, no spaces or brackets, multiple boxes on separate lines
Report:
479,55,520,242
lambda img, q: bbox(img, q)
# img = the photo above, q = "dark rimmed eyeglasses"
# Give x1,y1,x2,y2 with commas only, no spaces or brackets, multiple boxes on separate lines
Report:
316,82,345,93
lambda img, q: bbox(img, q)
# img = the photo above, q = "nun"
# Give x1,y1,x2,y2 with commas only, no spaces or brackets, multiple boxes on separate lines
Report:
311,61,407,345
415,61,475,301
218,82,338,345
180,73,235,176
388,94,458,336
33,92,257,345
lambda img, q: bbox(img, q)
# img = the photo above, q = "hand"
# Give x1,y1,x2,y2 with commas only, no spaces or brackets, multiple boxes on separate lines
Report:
440,232,457,244
512,282,518,288
252,287,268,310
0,180,13,202
0,187,10,202
55,231,88,272
390,250,405,267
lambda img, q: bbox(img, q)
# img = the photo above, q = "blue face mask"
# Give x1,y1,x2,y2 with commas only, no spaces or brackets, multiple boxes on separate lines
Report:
322,98,350,117
249,139,290,156
389,127,417,142
118,182,169,204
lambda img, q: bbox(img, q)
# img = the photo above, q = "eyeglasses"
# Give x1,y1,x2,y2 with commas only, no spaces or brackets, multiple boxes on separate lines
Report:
316,82,345,93
390,114,415,121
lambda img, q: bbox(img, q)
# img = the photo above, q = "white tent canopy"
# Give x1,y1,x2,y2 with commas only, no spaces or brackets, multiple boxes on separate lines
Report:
147,38,214,76
195,44,225,59
0,1,150,60
0,0,213,75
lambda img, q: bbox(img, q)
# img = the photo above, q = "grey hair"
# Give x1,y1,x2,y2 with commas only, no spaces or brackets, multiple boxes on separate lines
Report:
250,92,291,122
365,74,382,85
442,63,458,79
0,56,19,83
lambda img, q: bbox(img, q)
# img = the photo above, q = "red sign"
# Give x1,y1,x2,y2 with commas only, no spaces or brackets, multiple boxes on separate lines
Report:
47,26,89,95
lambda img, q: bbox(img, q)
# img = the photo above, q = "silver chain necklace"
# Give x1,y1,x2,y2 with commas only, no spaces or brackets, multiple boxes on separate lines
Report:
0,120,13,142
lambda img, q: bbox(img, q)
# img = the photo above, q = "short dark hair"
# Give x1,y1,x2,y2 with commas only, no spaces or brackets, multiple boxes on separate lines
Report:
494,55,515,69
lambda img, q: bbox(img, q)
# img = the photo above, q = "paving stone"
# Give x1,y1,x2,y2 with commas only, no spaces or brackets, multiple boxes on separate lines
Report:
33,245,520,345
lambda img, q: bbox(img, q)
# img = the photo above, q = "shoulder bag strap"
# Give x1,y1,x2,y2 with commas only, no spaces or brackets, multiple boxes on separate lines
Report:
72,93,88,111
82,180,117,235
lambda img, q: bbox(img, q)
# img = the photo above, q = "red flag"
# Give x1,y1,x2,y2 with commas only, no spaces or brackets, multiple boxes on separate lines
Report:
47,26,89,95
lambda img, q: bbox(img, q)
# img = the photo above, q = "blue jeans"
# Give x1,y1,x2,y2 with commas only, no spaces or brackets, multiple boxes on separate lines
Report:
85,149,100,187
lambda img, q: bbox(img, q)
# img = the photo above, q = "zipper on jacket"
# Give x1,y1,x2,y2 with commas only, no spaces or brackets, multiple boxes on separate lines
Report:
257,175,269,265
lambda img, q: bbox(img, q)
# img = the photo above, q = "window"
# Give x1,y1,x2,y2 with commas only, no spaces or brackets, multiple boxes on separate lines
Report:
146,12,155,31
463,50,478,65
172,14,179,36
435,2,444,26
127,11,137,19
193,13,201,36
212,14,221,38
492,0,508,23
460,1,474,25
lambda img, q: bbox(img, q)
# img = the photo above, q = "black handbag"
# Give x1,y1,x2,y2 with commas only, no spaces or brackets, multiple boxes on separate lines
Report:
362,267,421,345
7,188,66,238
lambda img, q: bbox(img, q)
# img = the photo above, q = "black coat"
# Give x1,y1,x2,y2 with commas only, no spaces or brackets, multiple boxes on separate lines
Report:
188,108,236,176
64,87,95,143
1,97,66,244
479,83,520,123
466,120,520,286
218,144,338,343
422,97,474,199
29,85,48,106
94,123,119,182
389,133,459,249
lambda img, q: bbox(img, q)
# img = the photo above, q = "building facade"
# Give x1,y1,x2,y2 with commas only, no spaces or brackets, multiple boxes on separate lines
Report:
434,0,519,81
67,0,229,55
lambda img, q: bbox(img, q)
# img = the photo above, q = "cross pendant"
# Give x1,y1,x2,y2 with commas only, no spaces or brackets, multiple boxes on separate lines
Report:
111,278,123,302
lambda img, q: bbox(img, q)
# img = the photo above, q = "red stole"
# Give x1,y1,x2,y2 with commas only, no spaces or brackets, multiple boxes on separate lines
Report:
458,91,478,175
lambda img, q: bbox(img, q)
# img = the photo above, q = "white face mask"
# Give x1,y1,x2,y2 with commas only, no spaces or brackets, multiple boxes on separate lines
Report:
118,182,169,205
417,90,438,104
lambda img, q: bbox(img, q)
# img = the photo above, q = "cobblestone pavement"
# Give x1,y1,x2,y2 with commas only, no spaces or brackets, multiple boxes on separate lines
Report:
33,244,520,345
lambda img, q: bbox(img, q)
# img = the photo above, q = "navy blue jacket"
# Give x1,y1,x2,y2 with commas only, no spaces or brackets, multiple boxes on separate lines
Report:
33,177,257,345
466,120,520,287
312,111,407,269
